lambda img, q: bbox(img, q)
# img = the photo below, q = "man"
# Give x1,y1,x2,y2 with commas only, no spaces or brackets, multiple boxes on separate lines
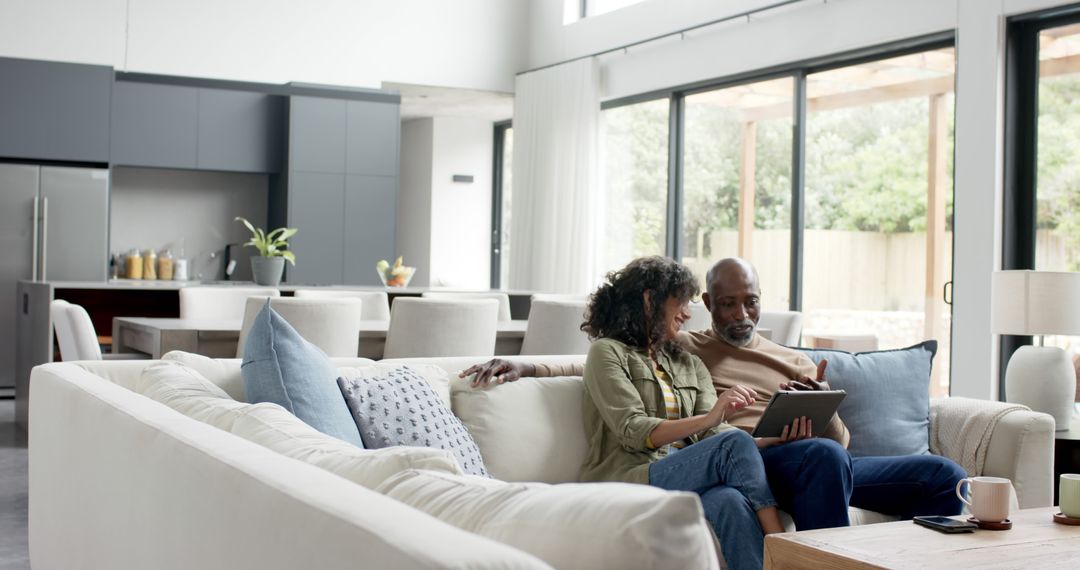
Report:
462,257,965,530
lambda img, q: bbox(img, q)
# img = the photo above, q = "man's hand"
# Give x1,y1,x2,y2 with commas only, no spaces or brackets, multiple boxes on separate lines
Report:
779,359,831,391
458,359,533,388
755,416,812,448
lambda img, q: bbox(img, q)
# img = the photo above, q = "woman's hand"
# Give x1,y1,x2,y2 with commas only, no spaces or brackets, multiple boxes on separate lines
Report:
458,359,534,388
707,384,756,427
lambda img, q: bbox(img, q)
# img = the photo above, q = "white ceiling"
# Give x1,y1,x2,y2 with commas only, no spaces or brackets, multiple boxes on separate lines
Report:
384,82,514,122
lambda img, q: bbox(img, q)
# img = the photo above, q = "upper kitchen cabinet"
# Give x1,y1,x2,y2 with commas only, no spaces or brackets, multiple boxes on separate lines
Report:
289,96,347,174
111,81,199,169
0,57,111,163
346,100,400,177
197,89,284,173
111,75,285,173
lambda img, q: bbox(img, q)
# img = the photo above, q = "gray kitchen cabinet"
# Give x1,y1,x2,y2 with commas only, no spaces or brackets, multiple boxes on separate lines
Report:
346,100,400,177
111,81,198,169
289,96,347,174
343,175,397,285
288,171,346,285
0,57,111,163
39,167,110,281
197,89,284,173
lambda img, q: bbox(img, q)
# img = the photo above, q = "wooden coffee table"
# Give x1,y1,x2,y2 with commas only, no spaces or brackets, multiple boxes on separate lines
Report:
764,507,1080,569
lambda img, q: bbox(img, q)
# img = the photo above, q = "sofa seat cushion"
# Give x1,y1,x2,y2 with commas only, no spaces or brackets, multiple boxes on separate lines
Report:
136,361,249,430
452,376,587,483
231,402,463,490
377,469,719,570
240,302,364,447
338,365,488,477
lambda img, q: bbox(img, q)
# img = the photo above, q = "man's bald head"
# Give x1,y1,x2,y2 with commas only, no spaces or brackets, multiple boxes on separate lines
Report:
702,257,761,347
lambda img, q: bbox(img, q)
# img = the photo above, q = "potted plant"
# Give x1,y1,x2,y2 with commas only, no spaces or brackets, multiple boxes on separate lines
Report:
235,217,297,286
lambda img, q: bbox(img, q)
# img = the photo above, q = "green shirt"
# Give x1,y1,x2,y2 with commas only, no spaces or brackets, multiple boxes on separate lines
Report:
579,337,735,485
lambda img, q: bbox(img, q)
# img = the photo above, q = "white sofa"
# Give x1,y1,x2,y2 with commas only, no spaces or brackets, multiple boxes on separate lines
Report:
29,354,1055,569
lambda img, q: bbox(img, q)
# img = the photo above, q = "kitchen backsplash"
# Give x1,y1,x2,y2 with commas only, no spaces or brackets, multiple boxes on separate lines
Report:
110,166,269,281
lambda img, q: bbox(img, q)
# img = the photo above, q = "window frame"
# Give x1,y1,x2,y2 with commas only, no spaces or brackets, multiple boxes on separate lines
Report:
490,120,512,289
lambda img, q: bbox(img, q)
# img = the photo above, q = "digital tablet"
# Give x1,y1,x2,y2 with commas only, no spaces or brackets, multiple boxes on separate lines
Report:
750,390,846,438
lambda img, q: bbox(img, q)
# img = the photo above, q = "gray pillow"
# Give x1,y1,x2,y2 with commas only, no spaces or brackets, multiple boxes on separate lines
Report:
338,365,489,477
796,341,937,458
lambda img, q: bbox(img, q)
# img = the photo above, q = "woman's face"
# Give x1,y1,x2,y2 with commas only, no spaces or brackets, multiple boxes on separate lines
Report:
659,296,691,341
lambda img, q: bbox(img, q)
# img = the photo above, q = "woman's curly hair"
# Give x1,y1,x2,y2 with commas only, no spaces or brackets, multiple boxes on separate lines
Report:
581,256,700,354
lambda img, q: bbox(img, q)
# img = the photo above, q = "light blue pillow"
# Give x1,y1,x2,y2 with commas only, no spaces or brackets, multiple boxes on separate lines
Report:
337,366,489,477
241,301,364,447
796,341,937,458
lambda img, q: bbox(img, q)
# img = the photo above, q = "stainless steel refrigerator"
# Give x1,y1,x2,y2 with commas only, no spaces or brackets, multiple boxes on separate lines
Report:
1,163,109,390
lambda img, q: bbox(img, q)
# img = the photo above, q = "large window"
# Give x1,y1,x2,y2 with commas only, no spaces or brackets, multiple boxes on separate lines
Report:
600,99,670,271
681,77,794,310
802,48,956,395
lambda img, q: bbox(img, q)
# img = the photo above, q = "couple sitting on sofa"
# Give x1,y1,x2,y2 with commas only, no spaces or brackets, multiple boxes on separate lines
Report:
463,256,966,570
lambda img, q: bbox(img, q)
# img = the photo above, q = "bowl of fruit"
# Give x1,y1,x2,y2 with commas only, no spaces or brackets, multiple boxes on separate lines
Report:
376,257,416,287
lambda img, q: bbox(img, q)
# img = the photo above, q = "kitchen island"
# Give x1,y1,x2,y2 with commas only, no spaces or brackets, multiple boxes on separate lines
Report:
13,280,543,430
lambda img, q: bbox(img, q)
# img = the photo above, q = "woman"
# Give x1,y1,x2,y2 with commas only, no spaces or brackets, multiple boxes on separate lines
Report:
579,256,783,570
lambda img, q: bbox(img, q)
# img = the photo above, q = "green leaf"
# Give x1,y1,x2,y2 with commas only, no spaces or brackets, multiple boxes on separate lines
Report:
281,250,296,265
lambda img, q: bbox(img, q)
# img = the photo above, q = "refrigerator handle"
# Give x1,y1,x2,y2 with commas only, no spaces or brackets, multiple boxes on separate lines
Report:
40,196,48,282
31,196,39,281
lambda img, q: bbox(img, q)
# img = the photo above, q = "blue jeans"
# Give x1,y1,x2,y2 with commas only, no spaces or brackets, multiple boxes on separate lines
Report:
648,430,777,570
759,438,966,530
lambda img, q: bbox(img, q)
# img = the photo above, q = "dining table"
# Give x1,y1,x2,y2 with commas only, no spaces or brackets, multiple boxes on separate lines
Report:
112,317,530,360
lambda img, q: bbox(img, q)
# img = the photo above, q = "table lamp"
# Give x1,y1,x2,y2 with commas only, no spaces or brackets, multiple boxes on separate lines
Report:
992,270,1080,431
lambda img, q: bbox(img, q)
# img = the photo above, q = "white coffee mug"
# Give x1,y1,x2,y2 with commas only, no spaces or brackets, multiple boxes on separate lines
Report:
955,476,1012,523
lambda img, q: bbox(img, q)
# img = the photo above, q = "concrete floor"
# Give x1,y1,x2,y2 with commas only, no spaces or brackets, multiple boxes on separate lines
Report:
0,399,29,569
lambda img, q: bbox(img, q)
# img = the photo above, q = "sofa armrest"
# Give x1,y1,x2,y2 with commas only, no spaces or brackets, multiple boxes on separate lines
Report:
929,398,1054,508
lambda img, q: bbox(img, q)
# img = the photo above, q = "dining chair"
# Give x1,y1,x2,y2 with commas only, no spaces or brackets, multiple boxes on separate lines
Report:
383,298,499,358
292,289,391,321
51,299,147,361
759,310,804,346
236,297,363,358
519,298,590,355
179,286,280,320
682,301,713,332
421,291,512,321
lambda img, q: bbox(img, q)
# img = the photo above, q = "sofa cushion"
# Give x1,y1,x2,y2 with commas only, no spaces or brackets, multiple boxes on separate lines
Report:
338,365,488,477
163,351,245,401
377,469,719,570
452,376,587,483
231,402,463,489
240,302,364,447
797,341,937,457
136,361,249,430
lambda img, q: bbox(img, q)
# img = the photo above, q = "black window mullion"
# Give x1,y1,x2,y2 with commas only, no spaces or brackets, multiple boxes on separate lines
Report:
667,95,685,260
790,71,807,312
490,121,510,289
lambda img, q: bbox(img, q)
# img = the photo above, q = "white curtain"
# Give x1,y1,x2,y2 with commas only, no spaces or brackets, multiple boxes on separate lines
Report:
508,58,602,294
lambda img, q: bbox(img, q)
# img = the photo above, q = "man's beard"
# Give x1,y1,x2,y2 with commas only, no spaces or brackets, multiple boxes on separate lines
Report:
717,319,756,347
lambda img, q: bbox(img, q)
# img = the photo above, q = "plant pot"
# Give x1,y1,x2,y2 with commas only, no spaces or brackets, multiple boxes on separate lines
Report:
251,257,285,286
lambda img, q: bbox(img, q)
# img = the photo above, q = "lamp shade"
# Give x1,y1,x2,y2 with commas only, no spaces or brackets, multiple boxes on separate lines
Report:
991,270,1080,336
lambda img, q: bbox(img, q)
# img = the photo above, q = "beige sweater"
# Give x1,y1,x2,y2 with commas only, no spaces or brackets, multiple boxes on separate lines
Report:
538,330,850,447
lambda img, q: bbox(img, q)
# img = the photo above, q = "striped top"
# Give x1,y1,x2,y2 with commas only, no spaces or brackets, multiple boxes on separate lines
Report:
653,365,687,449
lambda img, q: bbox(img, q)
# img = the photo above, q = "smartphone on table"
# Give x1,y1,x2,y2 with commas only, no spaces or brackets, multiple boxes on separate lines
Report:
912,515,977,533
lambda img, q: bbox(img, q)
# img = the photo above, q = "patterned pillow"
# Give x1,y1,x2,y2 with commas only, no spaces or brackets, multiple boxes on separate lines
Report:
338,365,489,477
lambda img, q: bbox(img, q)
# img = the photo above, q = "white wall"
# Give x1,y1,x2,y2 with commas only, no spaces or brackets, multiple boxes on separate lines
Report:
0,0,528,92
525,0,1080,400
399,117,494,289
429,117,494,289
110,167,268,281
398,119,435,287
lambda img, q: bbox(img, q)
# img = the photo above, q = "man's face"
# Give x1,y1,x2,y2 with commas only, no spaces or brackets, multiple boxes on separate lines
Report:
703,268,761,347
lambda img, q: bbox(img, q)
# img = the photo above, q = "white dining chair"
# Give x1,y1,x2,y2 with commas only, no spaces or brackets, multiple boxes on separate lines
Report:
236,297,363,358
51,299,147,361
179,286,281,320
759,310,804,346
383,298,499,358
682,301,713,332
519,298,591,355
292,289,391,321
421,291,512,321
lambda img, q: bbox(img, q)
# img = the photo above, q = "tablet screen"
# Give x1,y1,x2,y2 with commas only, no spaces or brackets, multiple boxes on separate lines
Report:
750,390,846,438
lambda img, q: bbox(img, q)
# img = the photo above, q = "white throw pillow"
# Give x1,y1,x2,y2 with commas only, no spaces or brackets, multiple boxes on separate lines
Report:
231,402,463,489
378,469,719,570
451,376,587,483
163,351,246,401
339,363,452,406
136,360,249,430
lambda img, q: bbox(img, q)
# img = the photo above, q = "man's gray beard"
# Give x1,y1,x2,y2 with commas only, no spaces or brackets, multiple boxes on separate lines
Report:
716,320,756,347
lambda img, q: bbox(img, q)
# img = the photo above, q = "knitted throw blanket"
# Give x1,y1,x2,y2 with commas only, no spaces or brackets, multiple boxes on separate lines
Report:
929,397,1029,476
